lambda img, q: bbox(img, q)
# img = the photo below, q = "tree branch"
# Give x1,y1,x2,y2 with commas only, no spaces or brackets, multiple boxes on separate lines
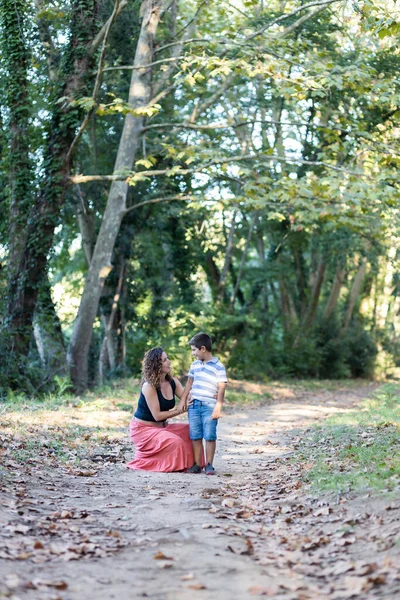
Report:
271,3,335,38
247,0,340,41
100,55,181,73
70,152,369,184
67,0,121,163
173,0,209,39
123,194,193,215
89,0,128,56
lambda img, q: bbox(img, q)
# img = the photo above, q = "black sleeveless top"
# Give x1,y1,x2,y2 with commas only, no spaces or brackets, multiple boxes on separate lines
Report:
134,379,176,422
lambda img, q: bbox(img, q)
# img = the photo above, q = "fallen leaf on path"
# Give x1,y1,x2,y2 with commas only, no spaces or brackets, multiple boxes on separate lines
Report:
153,550,173,560
6,524,30,535
335,536,356,547
188,583,206,590
106,530,121,538
368,574,386,585
69,469,97,477
181,573,194,580
31,578,68,590
227,537,254,555
236,509,253,519
341,576,371,595
221,498,235,508
313,507,332,516
248,585,277,596
4,573,21,589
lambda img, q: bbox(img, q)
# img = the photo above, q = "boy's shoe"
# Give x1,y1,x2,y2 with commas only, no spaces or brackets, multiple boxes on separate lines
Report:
204,463,215,475
188,463,202,474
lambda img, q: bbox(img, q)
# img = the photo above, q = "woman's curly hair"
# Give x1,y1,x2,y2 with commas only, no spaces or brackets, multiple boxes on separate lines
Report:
142,347,171,389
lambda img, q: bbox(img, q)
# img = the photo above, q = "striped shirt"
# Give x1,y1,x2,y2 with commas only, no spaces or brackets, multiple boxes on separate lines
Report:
188,357,227,403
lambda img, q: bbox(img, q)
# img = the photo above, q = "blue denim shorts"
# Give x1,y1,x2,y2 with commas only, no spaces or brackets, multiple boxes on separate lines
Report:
188,399,218,441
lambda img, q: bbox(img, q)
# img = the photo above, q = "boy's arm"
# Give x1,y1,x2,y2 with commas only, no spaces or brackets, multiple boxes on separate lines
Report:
212,382,226,420
180,378,193,409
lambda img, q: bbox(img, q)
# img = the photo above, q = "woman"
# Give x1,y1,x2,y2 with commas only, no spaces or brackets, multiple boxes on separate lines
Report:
127,347,197,472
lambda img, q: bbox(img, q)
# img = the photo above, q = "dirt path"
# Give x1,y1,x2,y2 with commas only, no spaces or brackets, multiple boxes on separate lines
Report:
1,383,399,599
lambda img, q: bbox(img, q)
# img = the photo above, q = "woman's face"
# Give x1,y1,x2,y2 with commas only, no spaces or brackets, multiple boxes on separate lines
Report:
161,352,171,374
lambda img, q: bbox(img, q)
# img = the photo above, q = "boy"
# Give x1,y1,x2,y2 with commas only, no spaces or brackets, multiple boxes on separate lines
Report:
183,332,227,475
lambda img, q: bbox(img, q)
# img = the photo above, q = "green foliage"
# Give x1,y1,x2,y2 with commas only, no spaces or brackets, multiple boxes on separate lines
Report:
1,0,400,390
53,375,73,395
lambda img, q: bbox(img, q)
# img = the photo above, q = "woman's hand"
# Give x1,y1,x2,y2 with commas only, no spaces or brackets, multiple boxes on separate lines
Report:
185,391,194,410
176,400,187,414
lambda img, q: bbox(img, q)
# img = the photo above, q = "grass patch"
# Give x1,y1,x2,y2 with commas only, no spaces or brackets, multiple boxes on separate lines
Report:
225,389,271,405
0,379,141,468
283,378,371,392
297,384,400,494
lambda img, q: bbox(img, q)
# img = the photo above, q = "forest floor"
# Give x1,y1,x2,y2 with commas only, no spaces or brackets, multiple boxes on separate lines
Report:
0,379,399,600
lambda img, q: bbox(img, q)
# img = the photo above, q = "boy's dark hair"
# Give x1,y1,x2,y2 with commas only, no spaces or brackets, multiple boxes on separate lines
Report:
189,332,212,352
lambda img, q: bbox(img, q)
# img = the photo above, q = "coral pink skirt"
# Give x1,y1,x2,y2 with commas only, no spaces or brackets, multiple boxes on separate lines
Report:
127,419,198,472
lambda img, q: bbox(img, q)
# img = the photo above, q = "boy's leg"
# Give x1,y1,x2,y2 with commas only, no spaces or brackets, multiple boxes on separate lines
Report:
192,439,204,466
188,400,204,470
201,402,218,470
205,440,216,465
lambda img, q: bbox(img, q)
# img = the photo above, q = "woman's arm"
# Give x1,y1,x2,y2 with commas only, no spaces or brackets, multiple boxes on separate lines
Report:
142,383,185,422
179,378,193,409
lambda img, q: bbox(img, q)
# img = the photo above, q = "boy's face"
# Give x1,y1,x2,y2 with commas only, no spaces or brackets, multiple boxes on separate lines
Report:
190,345,207,360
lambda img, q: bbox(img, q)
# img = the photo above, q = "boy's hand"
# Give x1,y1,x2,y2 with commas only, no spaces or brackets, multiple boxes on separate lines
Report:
211,405,221,420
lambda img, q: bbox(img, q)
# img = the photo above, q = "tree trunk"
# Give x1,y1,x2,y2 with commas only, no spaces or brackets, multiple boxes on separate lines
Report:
0,0,34,354
229,263,245,307
341,258,368,334
279,277,298,330
74,186,96,264
256,234,265,262
98,262,125,383
68,0,163,391
302,259,326,332
323,266,346,321
291,240,307,316
33,277,67,378
3,0,102,361
230,212,258,309
218,209,238,301
201,252,221,301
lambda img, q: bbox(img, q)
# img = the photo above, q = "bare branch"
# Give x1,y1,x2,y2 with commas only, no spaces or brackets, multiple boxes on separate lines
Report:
67,0,122,163
123,194,193,215
174,0,210,39
100,56,181,73
247,0,340,41
271,3,335,38
155,37,211,54
70,152,369,185
90,0,128,56
192,73,236,121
